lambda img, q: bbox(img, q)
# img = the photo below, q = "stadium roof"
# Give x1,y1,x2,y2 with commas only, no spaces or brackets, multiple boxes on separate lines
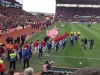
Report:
56,0,100,5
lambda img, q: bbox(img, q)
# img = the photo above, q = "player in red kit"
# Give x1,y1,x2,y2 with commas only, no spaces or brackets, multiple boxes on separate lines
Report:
34,40,39,54
14,42,18,51
41,40,46,52
66,32,68,36
57,35,60,42
24,42,29,49
54,37,58,43
62,34,66,40
59,35,63,45
64,32,68,40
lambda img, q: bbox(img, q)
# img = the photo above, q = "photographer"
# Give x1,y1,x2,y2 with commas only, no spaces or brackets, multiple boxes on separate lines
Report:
81,38,87,49
41,61,54,75
83,38,87,49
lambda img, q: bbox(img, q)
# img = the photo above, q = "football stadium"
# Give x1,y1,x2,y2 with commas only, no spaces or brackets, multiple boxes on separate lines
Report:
0,0,100,75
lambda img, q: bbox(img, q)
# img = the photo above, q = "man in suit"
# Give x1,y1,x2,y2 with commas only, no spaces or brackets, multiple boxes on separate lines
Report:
16,36,20,44
89,37,94,49
21,34,26,46
9,36,13,44
6,37,10,44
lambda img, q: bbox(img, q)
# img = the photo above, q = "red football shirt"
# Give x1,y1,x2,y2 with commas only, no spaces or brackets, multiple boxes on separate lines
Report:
63,35,66,39
24,43,29,49
54,38,57,43
57,37,60,42
34,41,39,47
41,41,46,46
60,36,63,40
14,43,18,50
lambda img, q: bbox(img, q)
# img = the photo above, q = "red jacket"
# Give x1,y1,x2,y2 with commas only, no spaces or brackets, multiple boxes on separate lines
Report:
0,60,5,72
0,47,5,54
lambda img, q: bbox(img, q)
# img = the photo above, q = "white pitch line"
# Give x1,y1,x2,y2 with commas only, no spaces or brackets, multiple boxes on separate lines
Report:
43,55,100,60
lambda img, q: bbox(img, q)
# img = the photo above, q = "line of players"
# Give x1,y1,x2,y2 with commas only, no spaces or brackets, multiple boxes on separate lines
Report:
0,32,69,64
70,31,80,46
34,32,69,58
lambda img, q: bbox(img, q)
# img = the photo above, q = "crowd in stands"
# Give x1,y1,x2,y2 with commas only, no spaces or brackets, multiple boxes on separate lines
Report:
1,1,100,75
55,7,100,22
0,4,51,33
6,0,20,4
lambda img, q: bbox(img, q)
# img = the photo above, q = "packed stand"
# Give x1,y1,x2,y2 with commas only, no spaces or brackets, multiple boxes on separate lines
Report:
6,0,20,4
55,7,100,22
0,4,51,34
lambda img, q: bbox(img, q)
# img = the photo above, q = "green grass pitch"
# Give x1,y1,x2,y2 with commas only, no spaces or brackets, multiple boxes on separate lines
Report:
5,22,100,72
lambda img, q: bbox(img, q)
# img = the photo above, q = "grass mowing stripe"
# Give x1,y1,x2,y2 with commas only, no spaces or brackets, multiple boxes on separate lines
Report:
91,26,100,33
80,24,100,39
92,24,100,28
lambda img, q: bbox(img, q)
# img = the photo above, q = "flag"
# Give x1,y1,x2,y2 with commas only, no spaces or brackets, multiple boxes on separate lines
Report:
46,26,58,38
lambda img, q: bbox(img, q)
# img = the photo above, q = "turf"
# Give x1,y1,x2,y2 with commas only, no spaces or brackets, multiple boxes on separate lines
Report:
5,22,100,72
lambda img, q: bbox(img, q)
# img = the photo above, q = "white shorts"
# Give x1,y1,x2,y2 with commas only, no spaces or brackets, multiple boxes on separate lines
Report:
59,40,62,45
35,47,38,50
52,44,54,48
34,47,38,54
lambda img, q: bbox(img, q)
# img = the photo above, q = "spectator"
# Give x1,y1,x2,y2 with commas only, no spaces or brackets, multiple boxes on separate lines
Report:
14,73,20,75
7,69,14,75
16,36,20,44
56,72,63,75
0,59,6,75
41,61,53,75
24,67,34,75
71,67,100,75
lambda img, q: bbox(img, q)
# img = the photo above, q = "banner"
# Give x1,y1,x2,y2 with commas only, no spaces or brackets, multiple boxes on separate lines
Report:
7,28,16,33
